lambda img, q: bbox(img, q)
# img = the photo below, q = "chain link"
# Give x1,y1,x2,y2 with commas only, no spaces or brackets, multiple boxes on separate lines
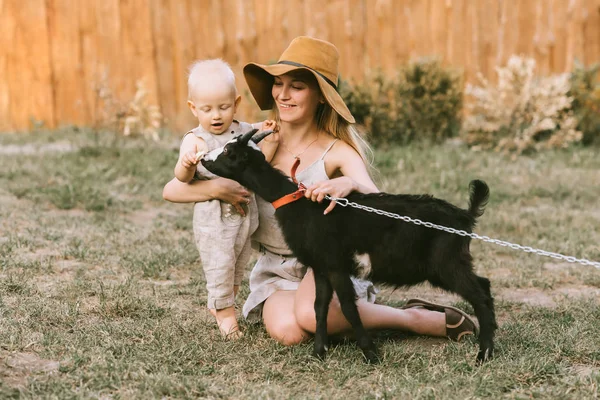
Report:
325,195,600,269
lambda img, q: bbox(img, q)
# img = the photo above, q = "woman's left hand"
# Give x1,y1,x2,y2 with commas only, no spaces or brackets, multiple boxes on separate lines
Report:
304,176,356,215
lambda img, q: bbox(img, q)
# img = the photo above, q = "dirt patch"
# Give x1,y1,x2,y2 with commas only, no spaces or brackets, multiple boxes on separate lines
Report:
0,142,76,155
379,282,600,309
0,351,60,388
497,285,600,307
570,364,600,378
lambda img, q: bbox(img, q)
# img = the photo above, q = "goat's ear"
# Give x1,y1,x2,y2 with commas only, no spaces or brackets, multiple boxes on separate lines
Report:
251,130,274,144
239,128,259,145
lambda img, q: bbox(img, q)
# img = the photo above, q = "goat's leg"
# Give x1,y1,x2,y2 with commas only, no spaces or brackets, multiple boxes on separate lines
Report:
313,271,334,360
450,271,496,363
474,275,497,361
328,271,379,364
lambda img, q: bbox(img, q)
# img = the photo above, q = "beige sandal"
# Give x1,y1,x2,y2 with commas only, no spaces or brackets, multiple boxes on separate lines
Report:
401,298,479,341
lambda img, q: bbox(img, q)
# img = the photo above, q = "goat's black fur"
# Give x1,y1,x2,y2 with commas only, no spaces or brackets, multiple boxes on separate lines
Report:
202,129,497,363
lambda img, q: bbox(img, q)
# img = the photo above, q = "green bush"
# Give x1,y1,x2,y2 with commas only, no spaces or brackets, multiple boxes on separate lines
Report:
570,61,600,145
340,58,463,146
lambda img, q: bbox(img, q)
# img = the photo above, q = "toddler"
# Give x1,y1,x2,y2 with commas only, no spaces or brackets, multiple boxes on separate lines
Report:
175,59,275,338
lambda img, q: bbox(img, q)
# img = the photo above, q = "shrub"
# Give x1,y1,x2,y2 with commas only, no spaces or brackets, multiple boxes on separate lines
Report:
339,73,397,146
93,75,162,141
340,58,463,146
570,61,600,145
394,58,463,143
463,55,582,153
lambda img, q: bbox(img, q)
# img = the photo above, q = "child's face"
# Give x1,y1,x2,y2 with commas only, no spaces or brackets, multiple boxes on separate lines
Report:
188,82,241,135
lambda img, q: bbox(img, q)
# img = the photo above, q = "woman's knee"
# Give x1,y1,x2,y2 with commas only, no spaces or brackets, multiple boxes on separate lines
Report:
263,291,309,346
265,315,308,346
294,299,316,332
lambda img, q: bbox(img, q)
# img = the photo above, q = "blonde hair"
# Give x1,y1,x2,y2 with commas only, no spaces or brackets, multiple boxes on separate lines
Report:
187,59,237,99
315,103,374,165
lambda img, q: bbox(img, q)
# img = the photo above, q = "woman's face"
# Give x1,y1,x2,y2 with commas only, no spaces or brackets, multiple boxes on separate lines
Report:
271,71,323,124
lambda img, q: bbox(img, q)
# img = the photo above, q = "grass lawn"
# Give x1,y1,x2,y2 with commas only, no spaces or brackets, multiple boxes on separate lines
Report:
1,128,599,399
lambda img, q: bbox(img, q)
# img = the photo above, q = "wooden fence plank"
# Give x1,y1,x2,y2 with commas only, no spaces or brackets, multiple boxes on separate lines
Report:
149,0,177,130
47,0,89,126
0,0,12,131
583,0,600,65
550,0,569,72
6,0,54,130
119,0,159,104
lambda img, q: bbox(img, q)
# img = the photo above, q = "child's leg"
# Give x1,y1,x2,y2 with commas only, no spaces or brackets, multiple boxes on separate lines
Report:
193,203,246,338
233,239,252,296
203,255,241,338
209,306,242,339
195,231,241,338
204,259,242,338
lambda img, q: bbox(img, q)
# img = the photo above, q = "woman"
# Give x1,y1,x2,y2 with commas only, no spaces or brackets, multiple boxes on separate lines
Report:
163,36,477,345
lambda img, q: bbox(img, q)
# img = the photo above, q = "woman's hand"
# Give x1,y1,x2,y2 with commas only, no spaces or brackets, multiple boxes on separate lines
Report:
211,178,253,217
163,177,252,216
304,176,357,215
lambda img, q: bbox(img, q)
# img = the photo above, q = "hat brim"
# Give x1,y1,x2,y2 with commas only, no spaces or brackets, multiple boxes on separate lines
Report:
243,62,355,124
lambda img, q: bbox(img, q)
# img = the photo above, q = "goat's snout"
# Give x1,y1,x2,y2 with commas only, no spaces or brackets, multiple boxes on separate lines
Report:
195,150,207,162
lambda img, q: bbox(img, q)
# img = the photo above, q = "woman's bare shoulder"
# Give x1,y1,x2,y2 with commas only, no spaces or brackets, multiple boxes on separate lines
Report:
326,137,362,163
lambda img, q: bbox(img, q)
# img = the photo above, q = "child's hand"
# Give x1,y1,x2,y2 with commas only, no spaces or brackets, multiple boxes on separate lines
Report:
260,126,280,163
180,150,199,169
261,119,277,132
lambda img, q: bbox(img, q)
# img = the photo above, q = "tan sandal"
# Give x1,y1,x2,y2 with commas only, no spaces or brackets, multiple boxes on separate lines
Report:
401,298,479,341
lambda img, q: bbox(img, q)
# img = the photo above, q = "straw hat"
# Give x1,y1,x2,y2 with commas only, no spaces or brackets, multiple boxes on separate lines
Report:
243,36,355,123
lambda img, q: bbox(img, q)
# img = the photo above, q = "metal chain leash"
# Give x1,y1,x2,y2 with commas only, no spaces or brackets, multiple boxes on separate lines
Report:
324,195,600,269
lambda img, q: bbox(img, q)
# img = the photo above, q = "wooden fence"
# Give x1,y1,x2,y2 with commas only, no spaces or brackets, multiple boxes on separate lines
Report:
1,0,599,133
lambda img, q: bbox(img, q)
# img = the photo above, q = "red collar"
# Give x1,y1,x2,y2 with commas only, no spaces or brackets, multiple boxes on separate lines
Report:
271,157,306,209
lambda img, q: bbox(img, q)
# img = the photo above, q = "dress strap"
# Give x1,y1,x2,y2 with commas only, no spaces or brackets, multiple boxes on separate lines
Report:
319,139,339,160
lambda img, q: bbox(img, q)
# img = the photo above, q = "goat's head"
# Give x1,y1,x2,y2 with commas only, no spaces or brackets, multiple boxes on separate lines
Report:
200,129,273,180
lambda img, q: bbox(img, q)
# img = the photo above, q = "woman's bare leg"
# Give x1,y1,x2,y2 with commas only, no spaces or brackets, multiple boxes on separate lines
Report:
262,290,311,345
295,270,446,337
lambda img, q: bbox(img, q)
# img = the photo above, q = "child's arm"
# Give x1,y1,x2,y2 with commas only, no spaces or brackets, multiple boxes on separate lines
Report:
174,134,207,183
254,120,279,162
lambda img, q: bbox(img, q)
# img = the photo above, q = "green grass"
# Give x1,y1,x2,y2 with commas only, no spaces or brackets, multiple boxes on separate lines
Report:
1,128,599,399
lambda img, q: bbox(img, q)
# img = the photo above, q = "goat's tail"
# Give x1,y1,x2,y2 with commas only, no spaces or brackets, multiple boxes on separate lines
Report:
467,180,489,219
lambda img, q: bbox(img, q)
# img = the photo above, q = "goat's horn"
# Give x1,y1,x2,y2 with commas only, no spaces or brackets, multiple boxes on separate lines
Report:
239,128,259,145
251,130,274,144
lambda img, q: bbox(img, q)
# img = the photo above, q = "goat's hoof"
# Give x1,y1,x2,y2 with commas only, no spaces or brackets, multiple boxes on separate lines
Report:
363,348,380,364
312,349,327,361
476,347,494,364
313,343,328,361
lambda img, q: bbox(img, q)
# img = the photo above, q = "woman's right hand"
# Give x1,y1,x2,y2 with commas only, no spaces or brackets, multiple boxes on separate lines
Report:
211,178,252,217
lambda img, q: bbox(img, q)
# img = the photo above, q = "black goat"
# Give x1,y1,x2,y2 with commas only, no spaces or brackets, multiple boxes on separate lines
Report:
201,129,497,364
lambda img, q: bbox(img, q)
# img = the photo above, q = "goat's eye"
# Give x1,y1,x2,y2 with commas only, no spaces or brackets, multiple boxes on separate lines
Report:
223,148,228,154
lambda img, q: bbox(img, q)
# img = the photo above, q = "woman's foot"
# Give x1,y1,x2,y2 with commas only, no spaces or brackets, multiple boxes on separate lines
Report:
401,298,478,341
209,306,243,339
